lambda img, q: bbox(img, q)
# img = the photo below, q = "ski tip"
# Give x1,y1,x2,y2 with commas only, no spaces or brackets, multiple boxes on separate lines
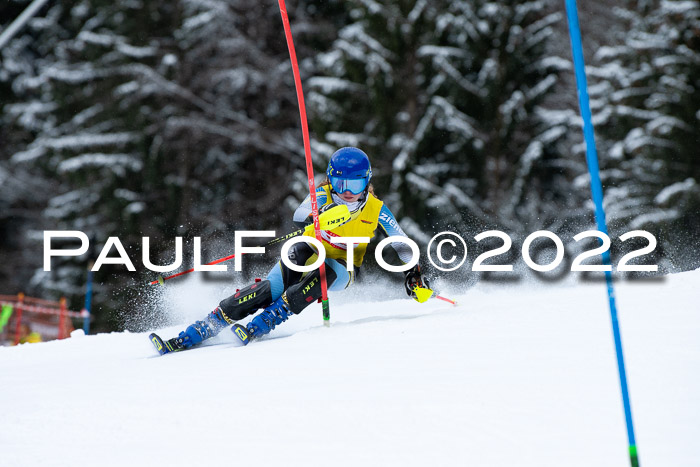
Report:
149,332,180,355
149,333,167,355
231,324,251,346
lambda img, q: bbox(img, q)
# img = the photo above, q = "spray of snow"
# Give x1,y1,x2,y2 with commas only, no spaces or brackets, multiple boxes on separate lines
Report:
1,269,698,466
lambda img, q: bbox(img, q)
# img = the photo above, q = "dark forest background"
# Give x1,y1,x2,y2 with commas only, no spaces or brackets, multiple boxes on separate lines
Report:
1,0,698,332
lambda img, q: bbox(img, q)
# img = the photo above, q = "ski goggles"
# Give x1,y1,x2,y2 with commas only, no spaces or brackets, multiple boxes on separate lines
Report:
329,175,369,195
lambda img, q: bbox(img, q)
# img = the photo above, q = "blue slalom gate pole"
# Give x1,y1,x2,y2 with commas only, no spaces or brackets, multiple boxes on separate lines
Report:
83,265,93,335
564,1,640,466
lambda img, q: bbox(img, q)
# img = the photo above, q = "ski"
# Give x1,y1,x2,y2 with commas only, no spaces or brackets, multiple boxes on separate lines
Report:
149,326,252,356
231,324,252,346
149,332,185,356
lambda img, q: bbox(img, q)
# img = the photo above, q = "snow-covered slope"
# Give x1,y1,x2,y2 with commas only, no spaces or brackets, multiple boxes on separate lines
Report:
1,271,698,467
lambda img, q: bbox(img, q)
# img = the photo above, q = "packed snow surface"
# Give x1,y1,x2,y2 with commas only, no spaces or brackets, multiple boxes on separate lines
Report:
1,270,699,466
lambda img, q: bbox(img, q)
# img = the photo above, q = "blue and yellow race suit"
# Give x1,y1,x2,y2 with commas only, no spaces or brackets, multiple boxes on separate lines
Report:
266,184,413,300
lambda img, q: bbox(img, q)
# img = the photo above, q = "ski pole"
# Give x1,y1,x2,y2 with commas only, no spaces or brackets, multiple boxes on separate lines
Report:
148,229,302,285
434,294,456,305
149,205,350,285
413,286,457,305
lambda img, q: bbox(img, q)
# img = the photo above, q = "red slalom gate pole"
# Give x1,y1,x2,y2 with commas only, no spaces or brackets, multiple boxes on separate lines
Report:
277,0,331,326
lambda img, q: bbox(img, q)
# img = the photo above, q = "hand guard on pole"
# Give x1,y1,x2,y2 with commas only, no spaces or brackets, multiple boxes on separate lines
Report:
404,264,433,303
304,203,350,230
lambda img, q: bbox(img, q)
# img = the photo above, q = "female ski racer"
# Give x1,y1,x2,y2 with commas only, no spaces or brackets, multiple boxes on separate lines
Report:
151,147,430,354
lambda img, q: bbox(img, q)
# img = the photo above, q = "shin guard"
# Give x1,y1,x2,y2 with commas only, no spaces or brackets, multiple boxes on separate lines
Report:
218,280,273,322
285,266,338,314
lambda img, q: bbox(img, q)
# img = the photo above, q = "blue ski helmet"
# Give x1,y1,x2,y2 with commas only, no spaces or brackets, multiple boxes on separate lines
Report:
326,147,372,195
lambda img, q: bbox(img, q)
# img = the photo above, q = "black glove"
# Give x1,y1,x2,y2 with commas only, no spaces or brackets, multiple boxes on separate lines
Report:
404,264,430,297
297,203,340,228
319,202,338,215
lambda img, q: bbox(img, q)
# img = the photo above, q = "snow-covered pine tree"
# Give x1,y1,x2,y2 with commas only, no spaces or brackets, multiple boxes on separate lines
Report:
1,0,67,296
586,0,700,271
308,0,579,243
2,1,190,327
1,0,338,329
